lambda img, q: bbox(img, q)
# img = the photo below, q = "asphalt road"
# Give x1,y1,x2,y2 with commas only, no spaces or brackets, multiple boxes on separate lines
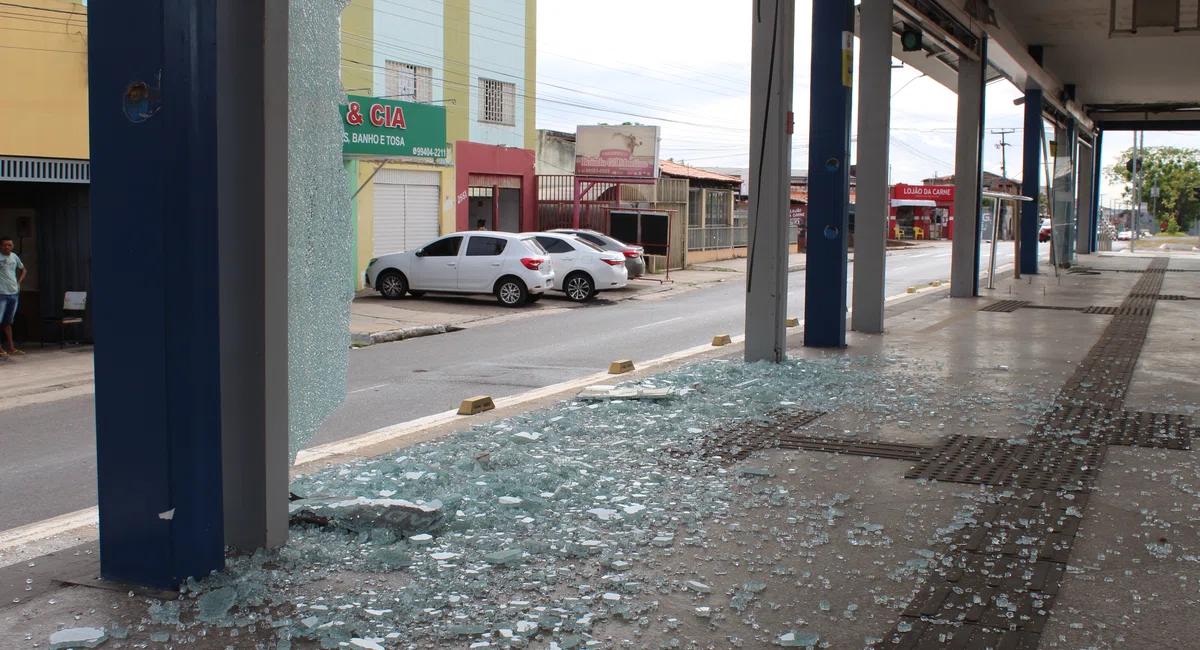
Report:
2,243,1038,530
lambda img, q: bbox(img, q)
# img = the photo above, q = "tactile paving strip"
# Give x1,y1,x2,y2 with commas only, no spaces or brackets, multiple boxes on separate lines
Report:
877,259,1170,649
701,409,826,461
905,435,1017,485
979,300,1031,313
772,435,929,461
905,436,1106,490
1082,305,1152,316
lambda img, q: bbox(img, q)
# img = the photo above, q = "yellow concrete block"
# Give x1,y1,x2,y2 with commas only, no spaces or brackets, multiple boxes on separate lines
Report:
712,334,732,347
458,396,495,416
608,360,635,374
907,287,917,294
785,318,800,328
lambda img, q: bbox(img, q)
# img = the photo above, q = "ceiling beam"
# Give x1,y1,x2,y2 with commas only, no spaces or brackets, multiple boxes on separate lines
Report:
930,0,1095,132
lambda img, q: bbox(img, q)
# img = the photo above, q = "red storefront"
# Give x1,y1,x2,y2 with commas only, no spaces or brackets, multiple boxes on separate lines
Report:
890,184,954,240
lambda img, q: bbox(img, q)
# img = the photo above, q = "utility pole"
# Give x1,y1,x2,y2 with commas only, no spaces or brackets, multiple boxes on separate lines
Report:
1132,131,1141,243
992,129,1016,239
992,129,1015,181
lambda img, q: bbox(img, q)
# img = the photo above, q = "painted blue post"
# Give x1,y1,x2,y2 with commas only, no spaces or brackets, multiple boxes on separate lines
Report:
1091,130,1104,252
804,0,854,348
1020,88,1043,275
89,1,226,588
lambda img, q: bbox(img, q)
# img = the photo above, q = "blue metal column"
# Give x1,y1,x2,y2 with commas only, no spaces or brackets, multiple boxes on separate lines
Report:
89,1,225,588
804,0,854,348
1020,88,1044,275
1091,130,1104,252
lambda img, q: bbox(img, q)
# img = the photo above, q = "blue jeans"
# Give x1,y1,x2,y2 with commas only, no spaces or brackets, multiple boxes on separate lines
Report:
0,293,17,325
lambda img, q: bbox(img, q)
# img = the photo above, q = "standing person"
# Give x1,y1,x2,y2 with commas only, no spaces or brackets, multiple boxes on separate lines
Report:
0,236,26,357
476,219,488,231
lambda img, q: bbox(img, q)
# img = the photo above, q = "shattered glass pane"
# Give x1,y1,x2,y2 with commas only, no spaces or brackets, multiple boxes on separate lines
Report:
159,354,1027,648
286,0,354,462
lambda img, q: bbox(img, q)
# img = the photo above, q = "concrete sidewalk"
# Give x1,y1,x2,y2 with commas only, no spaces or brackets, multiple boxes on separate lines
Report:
5,253,1198,649
0,346,94,411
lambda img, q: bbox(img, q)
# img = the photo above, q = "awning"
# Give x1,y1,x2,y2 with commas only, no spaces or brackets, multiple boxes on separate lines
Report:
891,199,938,207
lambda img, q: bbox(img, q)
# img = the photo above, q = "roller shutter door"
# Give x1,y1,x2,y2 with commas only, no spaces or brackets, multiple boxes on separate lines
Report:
372,170,440,256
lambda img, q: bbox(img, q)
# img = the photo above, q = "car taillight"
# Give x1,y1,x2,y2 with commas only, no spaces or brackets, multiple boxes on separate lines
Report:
520,257,545,270
602,258,623,266
622,250,641,258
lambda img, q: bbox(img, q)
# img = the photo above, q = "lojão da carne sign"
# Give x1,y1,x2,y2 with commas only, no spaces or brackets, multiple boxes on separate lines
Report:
340,94,447,159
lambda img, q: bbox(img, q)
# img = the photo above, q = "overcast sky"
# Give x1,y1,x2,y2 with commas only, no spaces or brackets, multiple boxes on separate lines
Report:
536,0,1200,207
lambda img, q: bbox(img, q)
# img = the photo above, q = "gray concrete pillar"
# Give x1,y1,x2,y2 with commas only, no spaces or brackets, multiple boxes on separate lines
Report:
950,48,986,298
745,0,794,362
851,0,891,333
218,0,290,550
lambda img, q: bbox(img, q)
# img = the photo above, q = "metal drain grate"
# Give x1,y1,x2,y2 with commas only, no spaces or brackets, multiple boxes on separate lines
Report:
1157,294,1194,301
979,300,1031,313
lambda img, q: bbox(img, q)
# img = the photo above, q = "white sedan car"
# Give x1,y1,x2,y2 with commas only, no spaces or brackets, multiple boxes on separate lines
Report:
365,232,554,307
531,232,628,302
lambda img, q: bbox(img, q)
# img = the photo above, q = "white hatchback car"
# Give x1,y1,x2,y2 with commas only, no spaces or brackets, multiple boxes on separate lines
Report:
366,232,554,307
531,232,629,302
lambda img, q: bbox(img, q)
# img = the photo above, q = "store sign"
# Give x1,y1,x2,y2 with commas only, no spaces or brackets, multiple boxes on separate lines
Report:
340,94,447,159
894,184,954,201
575,125,660,179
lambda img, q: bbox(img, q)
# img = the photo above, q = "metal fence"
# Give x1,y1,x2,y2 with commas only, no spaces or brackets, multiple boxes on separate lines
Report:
687,225,798,251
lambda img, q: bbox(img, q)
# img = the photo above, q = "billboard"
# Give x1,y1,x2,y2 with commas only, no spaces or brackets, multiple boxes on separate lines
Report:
893,184,954,202
575,125,660,179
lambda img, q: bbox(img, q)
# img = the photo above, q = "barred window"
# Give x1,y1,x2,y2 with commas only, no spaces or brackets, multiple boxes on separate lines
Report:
385,61,432,102
479,78,516,126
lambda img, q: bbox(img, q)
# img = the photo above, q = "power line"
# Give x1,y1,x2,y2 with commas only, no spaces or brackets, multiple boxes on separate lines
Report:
339,30,750,127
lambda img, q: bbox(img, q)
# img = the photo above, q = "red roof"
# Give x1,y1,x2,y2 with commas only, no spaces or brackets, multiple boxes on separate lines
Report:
789,189,856,204
658,160,743,183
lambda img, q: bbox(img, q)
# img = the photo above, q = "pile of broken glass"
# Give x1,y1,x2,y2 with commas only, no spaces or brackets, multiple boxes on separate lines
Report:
143,354,1052,649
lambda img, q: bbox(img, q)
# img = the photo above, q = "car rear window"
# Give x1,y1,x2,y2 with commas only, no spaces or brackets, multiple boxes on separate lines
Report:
573,238,604,252
521,237,547,254
577,232,608,247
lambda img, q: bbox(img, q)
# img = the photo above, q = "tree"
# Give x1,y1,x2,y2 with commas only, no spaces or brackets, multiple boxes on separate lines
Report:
1105,146,1200,231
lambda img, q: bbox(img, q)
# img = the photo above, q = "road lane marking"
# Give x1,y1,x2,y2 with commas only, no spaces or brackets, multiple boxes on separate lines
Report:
350,383,389,394
630,317,683,331
0,507,98,554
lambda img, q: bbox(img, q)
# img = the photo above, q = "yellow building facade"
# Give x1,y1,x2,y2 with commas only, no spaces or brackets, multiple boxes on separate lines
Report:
0,0,88,161
341,0,537,289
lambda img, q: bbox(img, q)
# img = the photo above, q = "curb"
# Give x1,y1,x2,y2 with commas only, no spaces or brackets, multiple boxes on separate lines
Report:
351,323,461,347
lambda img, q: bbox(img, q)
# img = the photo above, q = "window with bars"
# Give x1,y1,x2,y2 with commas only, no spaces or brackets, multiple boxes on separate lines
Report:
705,190,731,227
688,189,702,227
479,78,516,126
385,61,432,102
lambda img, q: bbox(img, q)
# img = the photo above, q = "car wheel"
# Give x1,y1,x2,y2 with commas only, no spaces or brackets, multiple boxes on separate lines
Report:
377,271,407,300
525,293,542,303
495,277,528,307
564,273,595,302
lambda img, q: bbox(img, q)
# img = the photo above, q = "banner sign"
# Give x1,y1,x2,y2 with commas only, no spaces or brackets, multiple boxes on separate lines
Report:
575,125,660,179
340,94,447,159
893,184,954,202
